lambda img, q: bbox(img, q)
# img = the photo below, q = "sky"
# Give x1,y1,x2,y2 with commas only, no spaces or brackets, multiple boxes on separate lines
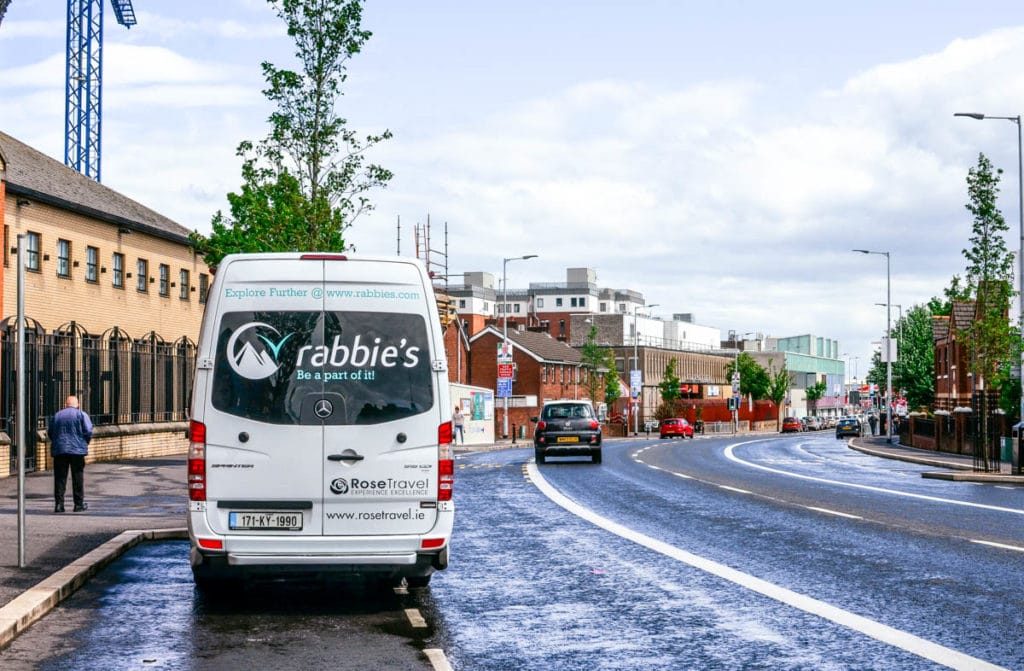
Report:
3,0,1024,382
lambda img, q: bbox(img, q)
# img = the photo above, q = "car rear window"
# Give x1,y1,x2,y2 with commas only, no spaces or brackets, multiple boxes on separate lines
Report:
543,404,593,420
211,310,433,425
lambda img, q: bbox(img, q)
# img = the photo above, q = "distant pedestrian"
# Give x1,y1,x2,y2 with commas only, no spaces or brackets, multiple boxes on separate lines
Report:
48,395,93,513
868,413,878,436
452,405,465,444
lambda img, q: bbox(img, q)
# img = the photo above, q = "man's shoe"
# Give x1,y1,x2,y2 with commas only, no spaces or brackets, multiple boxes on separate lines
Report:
54,504,65,513
73,503,88,512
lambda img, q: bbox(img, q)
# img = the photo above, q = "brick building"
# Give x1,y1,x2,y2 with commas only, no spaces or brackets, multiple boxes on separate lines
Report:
0,130,208,474
469,325,584,438
0,131,207,339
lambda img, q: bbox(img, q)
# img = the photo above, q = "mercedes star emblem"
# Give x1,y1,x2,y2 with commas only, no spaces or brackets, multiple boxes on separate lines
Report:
314,399,334,418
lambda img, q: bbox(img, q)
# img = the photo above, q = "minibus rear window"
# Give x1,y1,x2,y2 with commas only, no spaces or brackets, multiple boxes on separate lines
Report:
211,310,434,425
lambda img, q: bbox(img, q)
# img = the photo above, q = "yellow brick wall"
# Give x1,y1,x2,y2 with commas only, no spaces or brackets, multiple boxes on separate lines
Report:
32,423,189,473
2,199,206,341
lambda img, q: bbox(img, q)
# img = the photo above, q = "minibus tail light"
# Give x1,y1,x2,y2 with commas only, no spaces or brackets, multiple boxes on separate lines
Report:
188,420,207,502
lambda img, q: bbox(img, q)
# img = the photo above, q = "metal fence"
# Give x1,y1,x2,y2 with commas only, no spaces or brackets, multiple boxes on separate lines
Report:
1,319,195,473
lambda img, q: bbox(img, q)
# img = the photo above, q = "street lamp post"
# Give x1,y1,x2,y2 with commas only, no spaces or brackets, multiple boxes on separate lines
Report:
954,112,1024,423
855,249,893,443
501,254,537,439
632,303,659,436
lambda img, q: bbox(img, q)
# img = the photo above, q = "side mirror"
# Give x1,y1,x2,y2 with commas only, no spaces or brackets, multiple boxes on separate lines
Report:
529,416,538,423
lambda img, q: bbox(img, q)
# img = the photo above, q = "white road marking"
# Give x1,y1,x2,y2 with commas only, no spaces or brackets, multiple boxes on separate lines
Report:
971,539,1024,553
724,441,1024,516
405,608,427,628
424,648,454,671
673,472,693,480
717,485,752,494
805,506,863,520
527,462,1006,671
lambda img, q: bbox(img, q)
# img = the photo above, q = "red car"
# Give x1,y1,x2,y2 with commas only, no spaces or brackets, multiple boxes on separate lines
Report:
659,418,694,439
781,416,802,433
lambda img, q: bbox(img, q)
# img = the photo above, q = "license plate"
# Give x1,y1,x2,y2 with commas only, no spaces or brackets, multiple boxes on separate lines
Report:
229,511,303,531
557,436,579,443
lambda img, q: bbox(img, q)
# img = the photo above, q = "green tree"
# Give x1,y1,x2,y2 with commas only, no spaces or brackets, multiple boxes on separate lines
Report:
724,352,769,400
603,351,622,409
579,325,610,402
658,358,681,404
805,380,826,415
765,357,791,429
192,0,393,267
959,153,1016,466
864,304,936,412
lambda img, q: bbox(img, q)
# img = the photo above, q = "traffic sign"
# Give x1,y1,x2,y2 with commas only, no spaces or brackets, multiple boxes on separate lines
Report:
497,378,512,398
498,363,514,379
630,369,642,391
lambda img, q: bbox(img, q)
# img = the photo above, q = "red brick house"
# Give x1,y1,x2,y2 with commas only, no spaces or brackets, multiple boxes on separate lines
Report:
469,325,588,438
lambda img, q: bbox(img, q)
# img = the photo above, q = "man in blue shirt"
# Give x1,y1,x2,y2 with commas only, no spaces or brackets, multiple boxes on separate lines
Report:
48,395,93,513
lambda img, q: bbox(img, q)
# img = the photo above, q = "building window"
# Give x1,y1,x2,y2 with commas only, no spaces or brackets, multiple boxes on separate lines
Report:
555,298,563,307
137,259,148,292
513,304,520,314
86,246,98,282
483,301,489,311
199,273,209,304
180,269,190,300
458,299,466,309
57,239,71,277
579,297,586,307
159,264,169,296
571,297,578,308
618,303,626,312
112,253,124,288
559,319,565,337
25,232,40,271
600,302,607,313
537,298,544,308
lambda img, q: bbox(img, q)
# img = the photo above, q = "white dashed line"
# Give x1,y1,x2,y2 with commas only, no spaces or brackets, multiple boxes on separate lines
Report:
971,539,1024,553
717,485,752,494
527,462,1007,671
405,608,427,628
424,648,454,671
805,506,863,520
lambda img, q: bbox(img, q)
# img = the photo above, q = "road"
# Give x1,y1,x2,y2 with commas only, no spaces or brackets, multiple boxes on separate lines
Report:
3,434,1022,670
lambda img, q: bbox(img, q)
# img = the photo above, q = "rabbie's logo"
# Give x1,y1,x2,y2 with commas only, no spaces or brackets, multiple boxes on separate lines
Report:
226,322,295,380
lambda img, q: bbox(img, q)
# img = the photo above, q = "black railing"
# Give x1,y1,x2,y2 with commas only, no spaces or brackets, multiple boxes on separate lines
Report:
1,318,195,473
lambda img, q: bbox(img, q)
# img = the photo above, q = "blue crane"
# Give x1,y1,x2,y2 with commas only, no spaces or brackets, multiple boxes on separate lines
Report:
64,0,136,182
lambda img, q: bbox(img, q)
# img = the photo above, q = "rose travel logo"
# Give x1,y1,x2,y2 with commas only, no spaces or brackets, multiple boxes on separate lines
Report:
226,322,295,380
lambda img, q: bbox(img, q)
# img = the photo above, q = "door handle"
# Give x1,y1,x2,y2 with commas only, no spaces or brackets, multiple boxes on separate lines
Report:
327,454,364,462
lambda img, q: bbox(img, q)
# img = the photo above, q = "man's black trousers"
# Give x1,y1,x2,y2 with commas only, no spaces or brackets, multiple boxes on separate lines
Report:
53,454,86,507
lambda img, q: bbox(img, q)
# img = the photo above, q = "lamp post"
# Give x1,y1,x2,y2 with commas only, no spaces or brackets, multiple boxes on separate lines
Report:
632,303,659,436
855,249,893,443
954,112,1024,423
501,254,537,439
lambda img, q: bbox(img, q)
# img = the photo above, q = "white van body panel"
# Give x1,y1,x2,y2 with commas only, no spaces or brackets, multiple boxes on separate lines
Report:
187,253,453,582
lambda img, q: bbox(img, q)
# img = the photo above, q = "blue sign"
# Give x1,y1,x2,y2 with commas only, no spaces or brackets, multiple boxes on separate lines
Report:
497,378,512,398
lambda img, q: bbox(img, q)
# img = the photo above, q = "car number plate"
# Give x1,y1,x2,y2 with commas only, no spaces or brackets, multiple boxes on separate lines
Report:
556,436,579,443
228,512,302,531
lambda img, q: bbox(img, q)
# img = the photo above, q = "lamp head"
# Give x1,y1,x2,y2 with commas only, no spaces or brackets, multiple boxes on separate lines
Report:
954,112,986,120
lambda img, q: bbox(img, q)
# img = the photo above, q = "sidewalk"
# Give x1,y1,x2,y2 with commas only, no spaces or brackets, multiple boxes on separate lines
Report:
0,457,188,649
848,435,1024,483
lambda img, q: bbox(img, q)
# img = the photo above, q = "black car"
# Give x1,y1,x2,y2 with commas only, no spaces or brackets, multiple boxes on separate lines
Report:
531,401,602,464
835,417,862,438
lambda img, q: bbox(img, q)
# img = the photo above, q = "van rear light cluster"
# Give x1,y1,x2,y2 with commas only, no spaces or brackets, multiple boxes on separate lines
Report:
589,420,599,430
438,433,454,502
438,420,452,445
188,419,207,502
537,420,547,431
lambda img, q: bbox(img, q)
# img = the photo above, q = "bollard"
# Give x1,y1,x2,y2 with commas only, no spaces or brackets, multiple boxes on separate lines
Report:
512,423,517,444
